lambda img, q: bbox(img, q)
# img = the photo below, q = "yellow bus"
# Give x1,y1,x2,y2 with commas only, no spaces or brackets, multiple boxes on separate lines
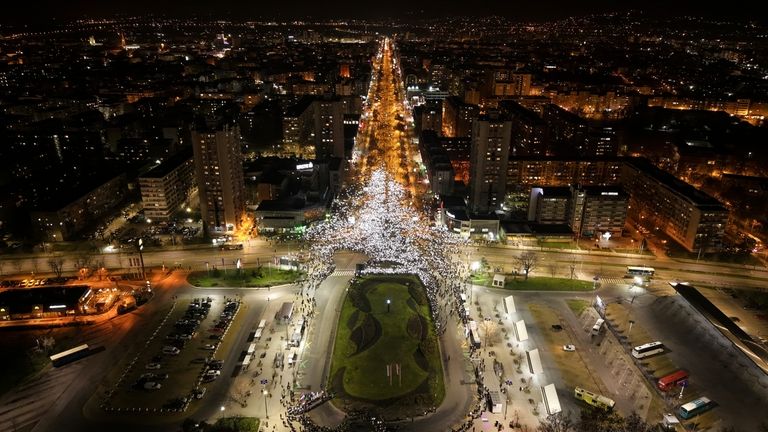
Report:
575,386,615,411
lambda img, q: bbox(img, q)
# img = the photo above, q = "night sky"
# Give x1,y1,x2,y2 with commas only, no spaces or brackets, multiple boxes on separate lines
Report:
1,0,762,24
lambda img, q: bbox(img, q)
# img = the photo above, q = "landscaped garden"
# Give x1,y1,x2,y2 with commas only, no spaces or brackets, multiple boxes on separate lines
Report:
328,274,444,417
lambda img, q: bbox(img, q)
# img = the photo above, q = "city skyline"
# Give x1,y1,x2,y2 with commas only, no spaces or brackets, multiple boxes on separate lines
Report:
2,1,763,24
0,11,767,432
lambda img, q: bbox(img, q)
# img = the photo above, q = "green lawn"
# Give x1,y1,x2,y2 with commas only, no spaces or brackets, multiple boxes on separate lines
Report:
329,275,444,410
565,299,590,316
187,267,302,287
504,276,594,291
470,273,491,285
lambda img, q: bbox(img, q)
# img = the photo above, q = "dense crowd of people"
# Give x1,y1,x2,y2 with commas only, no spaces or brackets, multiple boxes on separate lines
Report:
270,169,493,432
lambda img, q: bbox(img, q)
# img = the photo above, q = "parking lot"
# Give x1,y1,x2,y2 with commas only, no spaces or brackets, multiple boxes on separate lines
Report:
103,295,241,412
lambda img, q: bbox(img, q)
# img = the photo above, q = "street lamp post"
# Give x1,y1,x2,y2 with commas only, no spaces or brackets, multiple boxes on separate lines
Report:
263,389,269,418
137,238,146,281
386,299,391,313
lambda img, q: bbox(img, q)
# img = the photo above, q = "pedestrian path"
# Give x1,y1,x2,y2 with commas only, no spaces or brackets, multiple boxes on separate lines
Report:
330,270,355,277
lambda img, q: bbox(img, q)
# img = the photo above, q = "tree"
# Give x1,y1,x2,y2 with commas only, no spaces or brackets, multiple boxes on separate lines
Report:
546,262,557,277
478,319,499,347
569,255,578,280
538,412,576,432
74,253,94,271
577,408,625,432
622,413,652,432
47,257,66,279
515,251,539,281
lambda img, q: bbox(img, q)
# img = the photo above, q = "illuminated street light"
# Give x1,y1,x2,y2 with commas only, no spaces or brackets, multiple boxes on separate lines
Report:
262,389,269,418
470,261,481,272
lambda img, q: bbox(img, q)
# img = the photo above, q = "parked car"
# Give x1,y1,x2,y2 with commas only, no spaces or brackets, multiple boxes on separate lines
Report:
144,381,162,390
193,387,207,399
563,344,576,352
162,346,181,355
202,344,217,350
146,362,162,369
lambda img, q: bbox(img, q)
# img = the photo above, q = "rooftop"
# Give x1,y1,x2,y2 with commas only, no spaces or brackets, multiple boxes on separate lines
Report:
140,147,193,179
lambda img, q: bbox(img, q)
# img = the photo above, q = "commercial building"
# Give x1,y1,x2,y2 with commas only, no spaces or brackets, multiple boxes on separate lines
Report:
468,112,512,213
192,122,245,233
620,158,727,252
138,148,195,222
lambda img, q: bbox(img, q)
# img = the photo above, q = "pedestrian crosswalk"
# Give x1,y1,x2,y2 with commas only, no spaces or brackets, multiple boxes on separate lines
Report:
331,270,356,277
598,277,630,286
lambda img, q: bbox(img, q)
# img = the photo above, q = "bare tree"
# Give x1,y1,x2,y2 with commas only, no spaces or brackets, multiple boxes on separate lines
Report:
478,319,499,347
515,251,539,281
74,253,94,271
47,257,66,279
538,412,576,432
546,262,557,277
569,255,578,280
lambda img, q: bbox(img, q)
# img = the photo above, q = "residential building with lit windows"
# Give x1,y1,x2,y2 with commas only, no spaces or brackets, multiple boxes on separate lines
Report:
620,158,727,252
139,148,195,222
468,112,512,213
570,185,629,236
31,173,128,241
192,122,245,233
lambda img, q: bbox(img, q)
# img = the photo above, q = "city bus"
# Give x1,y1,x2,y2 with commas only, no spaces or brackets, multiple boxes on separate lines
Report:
632,341,664,358
627,266,655,277
678,396,713,419
591,318,605,336
50,344,91,367
574,386,615,411
658,370,689,392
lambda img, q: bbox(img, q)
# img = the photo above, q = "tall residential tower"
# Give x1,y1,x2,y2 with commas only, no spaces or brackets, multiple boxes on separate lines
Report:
468,112,512,213
192,122,245,233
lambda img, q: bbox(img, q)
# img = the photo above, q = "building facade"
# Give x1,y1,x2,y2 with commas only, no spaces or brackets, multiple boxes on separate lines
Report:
139,148,195,222
620,159,727,252
31,174,128,241
192,123,245,233
571,185,629,236
469,113,512,213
